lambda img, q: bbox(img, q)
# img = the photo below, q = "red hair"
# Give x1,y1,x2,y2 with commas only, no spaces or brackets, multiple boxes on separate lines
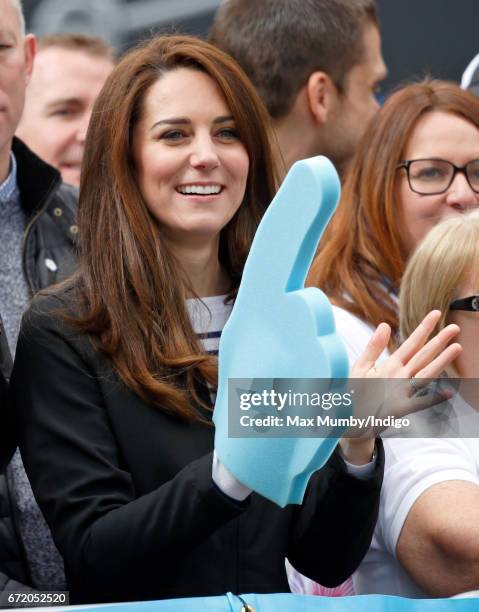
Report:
308,79,479,342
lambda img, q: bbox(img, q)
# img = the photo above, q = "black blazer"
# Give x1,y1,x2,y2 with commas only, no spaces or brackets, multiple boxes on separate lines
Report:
11,291,384,604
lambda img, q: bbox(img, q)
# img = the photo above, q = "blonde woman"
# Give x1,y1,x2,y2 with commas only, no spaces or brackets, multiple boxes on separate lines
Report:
355,210,479,597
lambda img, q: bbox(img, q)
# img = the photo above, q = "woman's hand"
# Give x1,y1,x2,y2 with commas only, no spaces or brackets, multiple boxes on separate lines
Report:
339,310,462,464
352,310,461,380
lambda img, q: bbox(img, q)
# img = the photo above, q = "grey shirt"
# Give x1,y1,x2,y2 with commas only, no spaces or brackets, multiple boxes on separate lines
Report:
0,153,66,590
0,153,29,352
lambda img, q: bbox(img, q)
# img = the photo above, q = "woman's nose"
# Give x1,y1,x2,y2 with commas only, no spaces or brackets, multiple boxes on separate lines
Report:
446,172,479,210
189,136,220,170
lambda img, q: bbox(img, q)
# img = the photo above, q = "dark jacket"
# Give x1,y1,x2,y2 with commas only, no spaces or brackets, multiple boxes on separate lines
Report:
0,138,78,591
12,290,384,605
0,317,13,469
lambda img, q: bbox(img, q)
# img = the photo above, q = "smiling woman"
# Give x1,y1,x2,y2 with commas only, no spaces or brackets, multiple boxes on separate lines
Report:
132,68,250,258
6,33,389,605
309,79,479,348
74,35,275,411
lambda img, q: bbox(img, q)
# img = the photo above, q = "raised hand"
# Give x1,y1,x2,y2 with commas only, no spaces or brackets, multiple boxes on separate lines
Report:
213,156,348,507
343,311,461,449
353,311,461,382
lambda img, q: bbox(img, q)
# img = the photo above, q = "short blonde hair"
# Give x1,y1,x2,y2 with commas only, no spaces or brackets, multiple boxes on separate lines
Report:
400,209,479,342
37,33,115,62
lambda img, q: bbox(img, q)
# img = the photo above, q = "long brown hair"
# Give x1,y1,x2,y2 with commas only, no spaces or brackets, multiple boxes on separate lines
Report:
70,35,277,420
308,79,479,343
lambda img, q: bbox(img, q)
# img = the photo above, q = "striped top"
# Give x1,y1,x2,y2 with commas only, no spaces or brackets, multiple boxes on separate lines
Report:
186,294,232,354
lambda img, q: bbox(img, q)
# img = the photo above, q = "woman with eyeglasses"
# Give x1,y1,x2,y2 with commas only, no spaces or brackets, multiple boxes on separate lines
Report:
303,79,479,597
309,79,479,361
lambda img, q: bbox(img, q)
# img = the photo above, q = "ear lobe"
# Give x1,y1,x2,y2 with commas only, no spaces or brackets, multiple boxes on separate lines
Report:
305,71,338,126
24,34,36,84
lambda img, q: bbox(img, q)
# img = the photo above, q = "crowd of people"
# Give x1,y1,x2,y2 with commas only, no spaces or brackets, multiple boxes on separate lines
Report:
1,0,479,605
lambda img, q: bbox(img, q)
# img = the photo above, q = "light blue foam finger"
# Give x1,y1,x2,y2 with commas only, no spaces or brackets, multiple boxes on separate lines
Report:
240,156,341,296
213,156,350,506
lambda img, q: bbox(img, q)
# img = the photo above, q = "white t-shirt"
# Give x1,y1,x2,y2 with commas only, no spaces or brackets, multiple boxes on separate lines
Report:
333,305,479,597
332,305,389,365
355,422,479,597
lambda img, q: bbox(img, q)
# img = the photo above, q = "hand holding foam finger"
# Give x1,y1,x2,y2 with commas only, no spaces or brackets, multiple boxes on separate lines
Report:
213,156,349,507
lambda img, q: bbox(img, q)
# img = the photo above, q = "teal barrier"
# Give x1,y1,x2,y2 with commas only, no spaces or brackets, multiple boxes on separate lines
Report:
34,593,479,611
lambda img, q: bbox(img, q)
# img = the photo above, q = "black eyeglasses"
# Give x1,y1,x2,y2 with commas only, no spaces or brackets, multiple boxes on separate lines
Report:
450,295,479,312
397,158,479,195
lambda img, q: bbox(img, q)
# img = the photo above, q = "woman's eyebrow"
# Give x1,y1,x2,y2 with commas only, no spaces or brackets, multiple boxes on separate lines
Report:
150,115,234,131
213,115,234,124
150,117,190,131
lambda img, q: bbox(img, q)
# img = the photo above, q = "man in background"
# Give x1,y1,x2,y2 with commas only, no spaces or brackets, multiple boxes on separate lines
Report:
210,0,387,177
16,33,114,186
0,0,79,594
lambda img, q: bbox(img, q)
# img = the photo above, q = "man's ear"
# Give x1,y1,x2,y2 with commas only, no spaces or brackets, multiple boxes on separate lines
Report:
305,71,339,126
23,34,36,84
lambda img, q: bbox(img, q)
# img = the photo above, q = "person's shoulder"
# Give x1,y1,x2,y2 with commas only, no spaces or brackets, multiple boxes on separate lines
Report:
332,305,375,335
380,435,479,514
50,181,79,216
55,181,78,200
332,305,378,365
21,284,79,336
383,435,473,464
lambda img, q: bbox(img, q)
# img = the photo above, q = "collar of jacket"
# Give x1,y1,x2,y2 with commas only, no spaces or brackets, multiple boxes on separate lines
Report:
12,137,61,221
